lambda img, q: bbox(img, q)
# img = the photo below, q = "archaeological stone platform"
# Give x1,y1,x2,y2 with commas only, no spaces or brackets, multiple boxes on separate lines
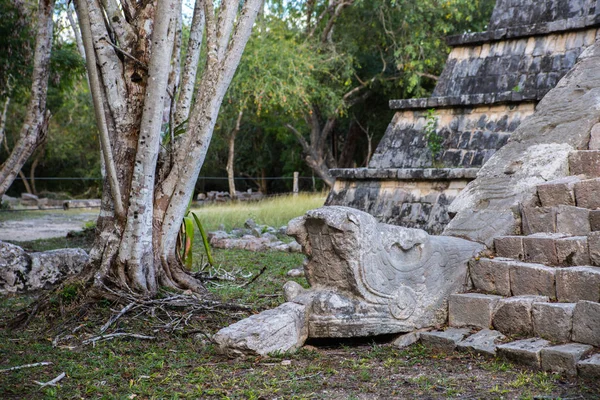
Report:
327,0,600,234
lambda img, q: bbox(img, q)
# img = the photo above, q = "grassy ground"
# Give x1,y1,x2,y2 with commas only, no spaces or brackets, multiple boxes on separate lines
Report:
191,193,327,231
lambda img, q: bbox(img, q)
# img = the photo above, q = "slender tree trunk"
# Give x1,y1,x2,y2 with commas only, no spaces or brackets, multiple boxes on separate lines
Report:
0,0,55,197
0,97,10,147
226,110,243,200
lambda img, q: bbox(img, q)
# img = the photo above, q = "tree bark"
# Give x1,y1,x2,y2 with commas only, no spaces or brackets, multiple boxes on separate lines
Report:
0,0,55,197
226,110,243,200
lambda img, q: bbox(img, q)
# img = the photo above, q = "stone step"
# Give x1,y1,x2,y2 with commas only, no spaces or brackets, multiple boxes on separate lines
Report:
494,234,600,266
521,205,591,236
573,178,600,210
536,176,581,207
420,329,600,377
569,150,600,178
470,258,600,302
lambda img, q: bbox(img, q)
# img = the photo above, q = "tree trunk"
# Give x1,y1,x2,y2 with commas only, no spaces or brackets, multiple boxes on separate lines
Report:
72,0,262,297
0,97,10,147
226,110,243,200
0,0,54,197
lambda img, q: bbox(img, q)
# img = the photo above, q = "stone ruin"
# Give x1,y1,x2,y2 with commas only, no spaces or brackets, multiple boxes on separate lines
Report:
327,0,600,235
215,0,600,379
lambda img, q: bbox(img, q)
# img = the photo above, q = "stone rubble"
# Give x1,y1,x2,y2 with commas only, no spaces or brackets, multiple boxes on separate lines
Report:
208,219,302,253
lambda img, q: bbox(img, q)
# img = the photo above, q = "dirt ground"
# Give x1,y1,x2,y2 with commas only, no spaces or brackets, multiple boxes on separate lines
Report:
0,210,97,241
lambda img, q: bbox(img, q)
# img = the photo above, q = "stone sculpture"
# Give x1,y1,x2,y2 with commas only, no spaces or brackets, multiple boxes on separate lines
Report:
213,206,483,355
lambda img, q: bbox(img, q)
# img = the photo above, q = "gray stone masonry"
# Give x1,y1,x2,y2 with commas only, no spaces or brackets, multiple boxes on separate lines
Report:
588,231,600,266
449,293,503,329
509,262,556,299
456,329,506,357
574,178,600,209
523,234,564,265
541,343,594,376
492,296,550,336
521,207,556,235
392,330,423,349
569,151,600,178
590,123,600,151
556,266,600,303
497,338,551,369
572,301,600,347
469,258,511,296
578,353,600,379
532,302,575,343
494,236,524,260
555,236,590,266
420,328,471,353
556,205,591,236
590,210,600,231
536,176,581,207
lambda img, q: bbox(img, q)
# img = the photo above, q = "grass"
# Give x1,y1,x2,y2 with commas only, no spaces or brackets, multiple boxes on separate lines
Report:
191,193,327,231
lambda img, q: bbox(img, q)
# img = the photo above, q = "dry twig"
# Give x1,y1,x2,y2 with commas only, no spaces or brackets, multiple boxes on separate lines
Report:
0,362,52,373
34,372,66,388
82,333,155,346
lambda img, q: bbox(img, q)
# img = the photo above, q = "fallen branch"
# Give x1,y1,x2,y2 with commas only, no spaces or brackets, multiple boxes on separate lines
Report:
279,372,322,384
82,333,155,346
0,362,52,373
99,302,137,334
240,266,267,288
34,372,66,388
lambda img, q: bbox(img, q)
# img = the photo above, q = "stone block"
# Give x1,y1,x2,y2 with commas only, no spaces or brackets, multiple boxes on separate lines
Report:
492,296,549,336
469,258,511,296
420,328,471,352
509,262,556,298
556,267,600,302
572,301,600,347
456,329,506,356
497,338,551,368
588,231,600,266
574,178,600,209
494,236,524,260
569,150,600,178
523,234,559,265
449,293,503,329
532,302,575,343
589,123,600,150
590,210,600,231
556,205,590,236
521,206,556,234
536,176,580,207
392,330,422,349
541,343,594,376
578,353,600,379
555,236,590,266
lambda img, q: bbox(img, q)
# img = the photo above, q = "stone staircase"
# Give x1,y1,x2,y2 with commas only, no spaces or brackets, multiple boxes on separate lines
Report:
420,150,600,378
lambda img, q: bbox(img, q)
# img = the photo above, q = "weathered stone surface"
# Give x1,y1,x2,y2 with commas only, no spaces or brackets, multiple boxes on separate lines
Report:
590,210,600,231
572,301,600,347
536,176,580,207
532,302,575,343
578,353,600,379
494,236,524,260
449,293,502,329
446,41,600,245
509,262,556,298
392,330,423,349
555,236,590,266
521,207,556,235
574,178,600,209
497,338,551,368
213,302,309,357
420,328,471,352
588,231,600,266
456,329,506,356
556,205,591,236
469,258,511,296
589,123,600,150
569,150,600,178
541,343,594,376
556,266,600,303
523,234,561,265
492,296,549,336
0,241,88,294
284,207,483,337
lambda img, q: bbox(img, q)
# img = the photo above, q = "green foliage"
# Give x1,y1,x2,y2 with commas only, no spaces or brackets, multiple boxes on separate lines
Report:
179,199,215,269
424,108,443,159
0,0,33,96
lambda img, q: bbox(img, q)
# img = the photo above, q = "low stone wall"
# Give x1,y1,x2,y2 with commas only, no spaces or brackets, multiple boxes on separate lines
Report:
370,103,534,169
326,168,478,234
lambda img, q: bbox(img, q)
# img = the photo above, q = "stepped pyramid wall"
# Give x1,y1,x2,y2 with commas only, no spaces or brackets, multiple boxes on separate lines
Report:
326,0,600,234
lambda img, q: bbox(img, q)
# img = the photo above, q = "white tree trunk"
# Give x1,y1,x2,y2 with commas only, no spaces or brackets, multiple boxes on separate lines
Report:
0,0,55,197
